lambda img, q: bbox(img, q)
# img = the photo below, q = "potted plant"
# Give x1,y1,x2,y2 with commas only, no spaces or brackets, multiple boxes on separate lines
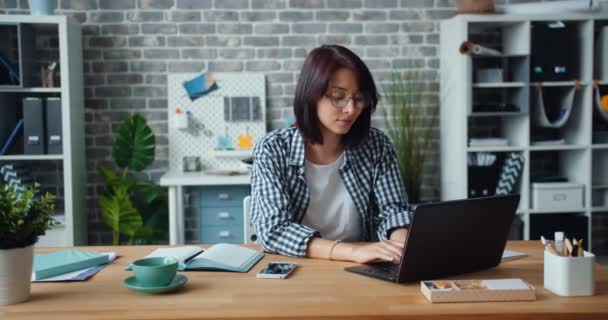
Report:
0,183,56,305
383,72,438,204
98,114,168,245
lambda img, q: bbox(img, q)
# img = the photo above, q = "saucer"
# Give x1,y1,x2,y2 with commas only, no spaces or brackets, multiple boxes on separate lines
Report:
123,274,188,295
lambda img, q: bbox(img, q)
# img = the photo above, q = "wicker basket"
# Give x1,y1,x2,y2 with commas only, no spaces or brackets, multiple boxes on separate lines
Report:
458,0,495,13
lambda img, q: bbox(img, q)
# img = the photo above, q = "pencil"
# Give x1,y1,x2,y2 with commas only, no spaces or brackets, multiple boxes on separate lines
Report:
564,238,573,256
541,236,559,255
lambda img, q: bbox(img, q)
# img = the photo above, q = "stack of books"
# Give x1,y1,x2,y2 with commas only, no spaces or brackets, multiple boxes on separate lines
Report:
32,249,116,282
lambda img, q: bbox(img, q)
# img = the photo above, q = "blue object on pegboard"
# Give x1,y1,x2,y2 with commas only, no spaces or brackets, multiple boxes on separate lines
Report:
183,73,218,101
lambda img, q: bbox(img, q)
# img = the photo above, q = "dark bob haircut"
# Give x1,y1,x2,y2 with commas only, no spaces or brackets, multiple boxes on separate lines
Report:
293,44,378,147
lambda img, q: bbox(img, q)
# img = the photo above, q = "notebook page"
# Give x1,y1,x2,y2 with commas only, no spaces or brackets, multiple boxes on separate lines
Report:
143,247,203,265
198,244,258,268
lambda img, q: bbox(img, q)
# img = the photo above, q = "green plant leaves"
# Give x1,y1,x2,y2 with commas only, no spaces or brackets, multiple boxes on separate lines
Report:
98,114,168,245
383,72,438,203
112,114,155,172
0,184,56,249
100,187,142,245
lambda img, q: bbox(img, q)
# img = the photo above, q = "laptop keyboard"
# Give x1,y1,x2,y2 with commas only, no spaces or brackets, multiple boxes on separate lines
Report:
362,262,399,279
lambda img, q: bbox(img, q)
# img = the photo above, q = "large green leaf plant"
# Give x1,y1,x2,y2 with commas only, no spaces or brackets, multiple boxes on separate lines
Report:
383,72,438,204
98,114,168,245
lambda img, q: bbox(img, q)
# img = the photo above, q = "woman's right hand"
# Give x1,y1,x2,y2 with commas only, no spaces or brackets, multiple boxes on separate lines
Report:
348,240,404,264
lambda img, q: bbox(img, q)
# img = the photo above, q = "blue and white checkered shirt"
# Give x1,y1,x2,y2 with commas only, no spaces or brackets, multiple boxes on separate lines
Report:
251,127,411,257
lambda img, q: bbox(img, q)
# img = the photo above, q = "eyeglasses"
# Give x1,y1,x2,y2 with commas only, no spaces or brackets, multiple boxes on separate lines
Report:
324,91,368,110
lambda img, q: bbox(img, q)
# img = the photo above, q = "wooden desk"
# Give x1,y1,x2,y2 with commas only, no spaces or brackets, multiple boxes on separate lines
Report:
1,241,607,320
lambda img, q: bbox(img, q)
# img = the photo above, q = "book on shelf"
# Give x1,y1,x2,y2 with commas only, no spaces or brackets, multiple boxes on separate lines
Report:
469,138,509,147
531,139,566,146
32,249,111,281
127,243,264,273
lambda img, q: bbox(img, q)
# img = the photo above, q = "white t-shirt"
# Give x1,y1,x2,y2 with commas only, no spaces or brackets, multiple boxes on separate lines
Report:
301,153,361,242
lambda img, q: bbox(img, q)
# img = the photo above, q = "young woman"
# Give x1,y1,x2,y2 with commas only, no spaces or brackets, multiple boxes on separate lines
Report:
251,45,410,264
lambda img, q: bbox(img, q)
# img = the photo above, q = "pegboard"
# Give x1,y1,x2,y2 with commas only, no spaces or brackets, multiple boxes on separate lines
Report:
167,73,266,171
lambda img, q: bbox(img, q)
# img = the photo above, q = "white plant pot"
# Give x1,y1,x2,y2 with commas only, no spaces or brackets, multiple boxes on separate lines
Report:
0,245,34,305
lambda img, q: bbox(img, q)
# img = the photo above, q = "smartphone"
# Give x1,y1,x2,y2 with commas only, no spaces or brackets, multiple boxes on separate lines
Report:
256,262,297,279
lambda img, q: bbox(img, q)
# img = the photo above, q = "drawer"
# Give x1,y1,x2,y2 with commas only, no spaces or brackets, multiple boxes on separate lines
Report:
198,186,250,207
200,206,244,227
200,226,243,244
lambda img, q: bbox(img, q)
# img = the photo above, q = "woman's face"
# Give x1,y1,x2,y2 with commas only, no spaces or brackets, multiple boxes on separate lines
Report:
316,68,366,140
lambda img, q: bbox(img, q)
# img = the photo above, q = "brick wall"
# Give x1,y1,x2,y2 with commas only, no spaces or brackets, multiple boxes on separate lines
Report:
1,0,607,249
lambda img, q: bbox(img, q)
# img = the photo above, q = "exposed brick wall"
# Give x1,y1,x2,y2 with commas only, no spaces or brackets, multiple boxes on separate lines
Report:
1,0,607,248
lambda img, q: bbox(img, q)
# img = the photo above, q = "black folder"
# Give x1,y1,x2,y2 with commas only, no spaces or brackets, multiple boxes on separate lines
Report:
45,97,62,154
23,97,45,154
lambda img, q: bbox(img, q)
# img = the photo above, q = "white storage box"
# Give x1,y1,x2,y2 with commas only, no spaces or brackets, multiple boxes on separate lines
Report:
531,182,584,210
544,250,595,296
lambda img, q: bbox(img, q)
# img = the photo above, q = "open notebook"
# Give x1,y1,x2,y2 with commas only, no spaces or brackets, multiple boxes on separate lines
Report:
127,243,264,272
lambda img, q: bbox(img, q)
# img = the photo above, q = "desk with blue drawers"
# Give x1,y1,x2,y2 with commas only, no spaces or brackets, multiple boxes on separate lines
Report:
159,171,250,245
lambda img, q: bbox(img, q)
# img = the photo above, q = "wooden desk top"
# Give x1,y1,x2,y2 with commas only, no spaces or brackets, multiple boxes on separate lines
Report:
1,241,606,320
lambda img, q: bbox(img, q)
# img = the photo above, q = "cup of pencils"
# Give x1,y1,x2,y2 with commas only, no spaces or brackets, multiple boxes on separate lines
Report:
541,233,595,296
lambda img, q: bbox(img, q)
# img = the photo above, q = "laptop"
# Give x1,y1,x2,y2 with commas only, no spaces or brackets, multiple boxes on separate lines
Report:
345,194,520,283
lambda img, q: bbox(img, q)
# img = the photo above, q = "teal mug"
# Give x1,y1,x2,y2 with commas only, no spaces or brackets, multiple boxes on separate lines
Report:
132,257,178,287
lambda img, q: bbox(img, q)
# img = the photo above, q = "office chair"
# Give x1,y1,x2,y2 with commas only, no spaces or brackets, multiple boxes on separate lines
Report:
243,195,258,244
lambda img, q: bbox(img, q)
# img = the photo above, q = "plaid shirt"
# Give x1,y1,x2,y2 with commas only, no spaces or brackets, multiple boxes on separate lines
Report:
251,127,411,257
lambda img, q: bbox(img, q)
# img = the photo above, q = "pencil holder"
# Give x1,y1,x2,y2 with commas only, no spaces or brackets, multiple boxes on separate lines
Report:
543,250,595,296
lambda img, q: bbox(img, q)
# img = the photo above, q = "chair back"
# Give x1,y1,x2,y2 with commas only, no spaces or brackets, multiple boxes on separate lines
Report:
243,195,257,244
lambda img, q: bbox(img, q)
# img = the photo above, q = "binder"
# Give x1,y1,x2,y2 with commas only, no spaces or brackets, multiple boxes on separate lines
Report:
23,97,45,154
45,97,62,154
0,94,17,154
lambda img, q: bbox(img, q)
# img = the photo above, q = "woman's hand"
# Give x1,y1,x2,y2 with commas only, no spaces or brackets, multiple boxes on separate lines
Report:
348,240,404,264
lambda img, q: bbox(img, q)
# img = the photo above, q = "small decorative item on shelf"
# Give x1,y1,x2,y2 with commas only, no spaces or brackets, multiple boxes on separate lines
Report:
216,127,233,150
593,82,608,122
0,183,57,305
182,156,201,172
457,0,495,14
459,41,502,56
28,0,56,15
40,61,57,88
476,68,503,83
236,127,253,150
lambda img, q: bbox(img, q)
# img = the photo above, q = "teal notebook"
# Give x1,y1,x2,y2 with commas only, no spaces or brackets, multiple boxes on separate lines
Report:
32,250,109,280
128,244,264,272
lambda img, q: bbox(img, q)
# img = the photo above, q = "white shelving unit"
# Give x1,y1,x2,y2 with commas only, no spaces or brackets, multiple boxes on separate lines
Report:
0,15,85,246
440,13,608,251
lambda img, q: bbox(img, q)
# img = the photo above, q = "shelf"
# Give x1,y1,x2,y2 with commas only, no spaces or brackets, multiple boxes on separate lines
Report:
469,112,526,117
597,81,608,86
0,154,63,161
592,144,608,149
467,146,523,152
530,81,585,87
160,171,251,186
212,150,252,158
0,87,61,93
471,54,528,59
529,145,587,151
529,208,587,214
473,82,526,88
593,185,608,190
592,207,608,212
